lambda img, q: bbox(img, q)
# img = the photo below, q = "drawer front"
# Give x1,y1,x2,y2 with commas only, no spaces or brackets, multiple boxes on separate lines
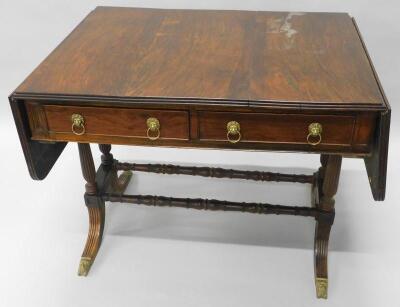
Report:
44,105,189,140
198,112,355,146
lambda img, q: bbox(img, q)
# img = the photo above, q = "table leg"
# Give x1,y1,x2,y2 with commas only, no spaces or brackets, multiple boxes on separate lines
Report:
77,143,105,276
314,154,342,299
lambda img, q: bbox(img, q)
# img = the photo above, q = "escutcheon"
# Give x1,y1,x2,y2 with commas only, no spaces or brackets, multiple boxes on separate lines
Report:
71,114,85,135
146,117,161,140
226,121,241,143
307,122,323,146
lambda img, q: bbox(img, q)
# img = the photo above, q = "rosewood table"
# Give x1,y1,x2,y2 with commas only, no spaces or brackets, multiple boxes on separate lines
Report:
10,7,390,299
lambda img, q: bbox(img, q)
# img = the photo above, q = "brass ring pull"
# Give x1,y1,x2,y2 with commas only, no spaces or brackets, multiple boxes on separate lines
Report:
146,117,160,140
71,114,85,136
307,122,322,146
226,121,241,144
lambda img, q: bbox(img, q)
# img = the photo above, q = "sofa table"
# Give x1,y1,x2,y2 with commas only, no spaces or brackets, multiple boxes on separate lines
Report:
9,7,390,299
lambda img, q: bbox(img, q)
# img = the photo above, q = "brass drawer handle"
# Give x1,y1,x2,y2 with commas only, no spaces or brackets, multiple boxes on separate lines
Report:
71,114,85,135
146,117,160,140
307,122,322,146
227,121,241,143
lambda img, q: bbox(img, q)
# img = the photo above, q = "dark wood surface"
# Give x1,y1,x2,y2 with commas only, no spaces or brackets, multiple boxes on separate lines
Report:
15,7,385,107
45,105,190,140
9,7,390,201
198,111,355,145
24,101,376,154
115,161,315,183
77,143,105,276
91,147,336,297
9,97,67,180
314,154,341,298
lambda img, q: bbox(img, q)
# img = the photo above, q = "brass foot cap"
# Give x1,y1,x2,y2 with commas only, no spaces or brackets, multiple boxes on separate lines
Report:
78,257,93,276
315,277,328,299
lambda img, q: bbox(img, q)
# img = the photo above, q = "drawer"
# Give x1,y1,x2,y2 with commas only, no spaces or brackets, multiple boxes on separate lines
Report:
42,105,189,140
198,112,355,146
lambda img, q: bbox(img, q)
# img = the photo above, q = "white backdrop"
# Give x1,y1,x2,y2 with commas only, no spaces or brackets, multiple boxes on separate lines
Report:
0,1,399,306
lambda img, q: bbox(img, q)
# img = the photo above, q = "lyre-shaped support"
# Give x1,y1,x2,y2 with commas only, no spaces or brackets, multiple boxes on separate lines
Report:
76,143,343,299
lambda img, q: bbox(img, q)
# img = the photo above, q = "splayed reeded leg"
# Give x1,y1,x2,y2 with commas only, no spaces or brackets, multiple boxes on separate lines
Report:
77,143,105,276
314,154,342,299
78,202,105,276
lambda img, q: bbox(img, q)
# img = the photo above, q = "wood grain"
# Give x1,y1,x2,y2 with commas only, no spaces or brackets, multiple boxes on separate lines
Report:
198,111,355,145
102,193,320,217
77,143,105,276
24,101,377,154
115,161,315,183
314,154,342,299
44,105,190,140
15,7,385,106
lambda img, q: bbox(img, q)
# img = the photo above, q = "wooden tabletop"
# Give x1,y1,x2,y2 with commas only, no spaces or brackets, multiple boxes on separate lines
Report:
15,7,385,107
